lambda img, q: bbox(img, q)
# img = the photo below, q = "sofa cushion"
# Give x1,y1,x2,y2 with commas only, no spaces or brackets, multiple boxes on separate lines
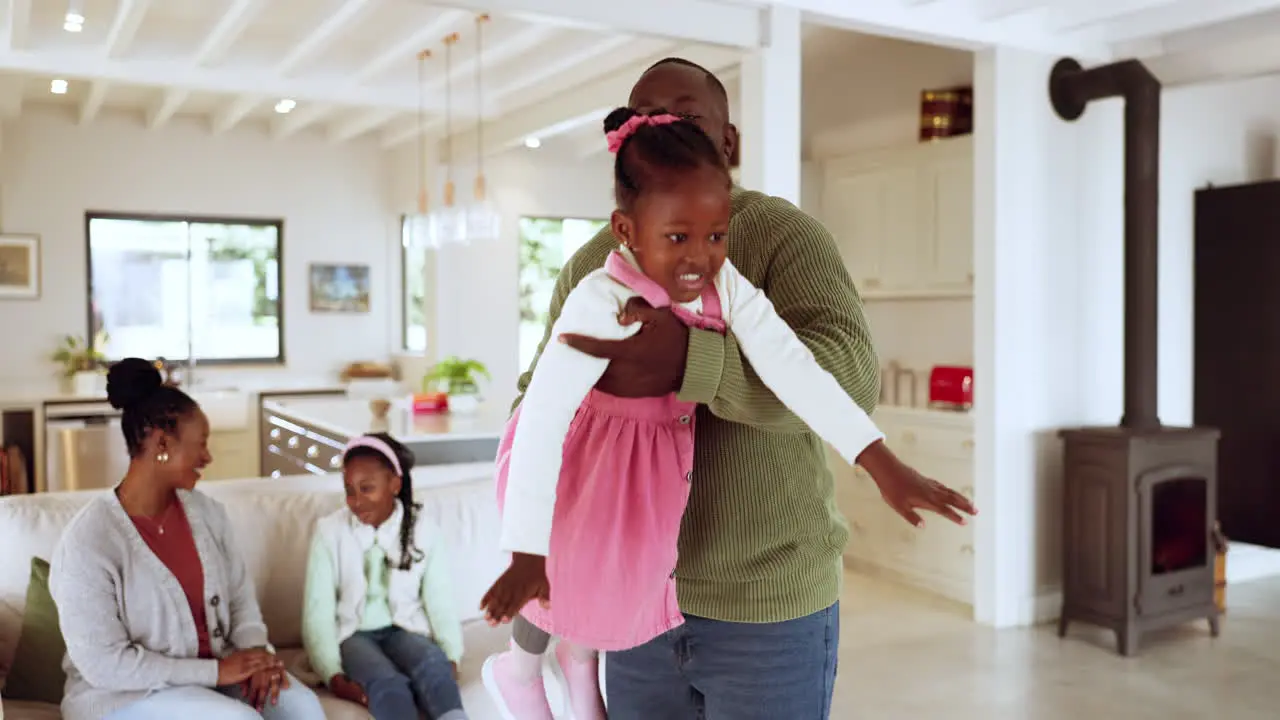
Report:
3,558,65,704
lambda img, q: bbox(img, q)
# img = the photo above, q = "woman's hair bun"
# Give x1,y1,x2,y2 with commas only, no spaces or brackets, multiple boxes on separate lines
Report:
106,357,163,411
603,106,640,135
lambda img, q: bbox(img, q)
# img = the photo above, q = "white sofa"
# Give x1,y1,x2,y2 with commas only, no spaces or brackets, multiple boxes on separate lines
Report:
0,462,513,720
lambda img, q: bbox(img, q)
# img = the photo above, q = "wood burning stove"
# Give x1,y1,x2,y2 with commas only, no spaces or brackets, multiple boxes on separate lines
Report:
1048,58,1221,656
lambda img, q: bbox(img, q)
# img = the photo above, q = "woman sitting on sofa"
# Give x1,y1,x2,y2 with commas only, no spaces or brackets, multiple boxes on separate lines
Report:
48,358,326,720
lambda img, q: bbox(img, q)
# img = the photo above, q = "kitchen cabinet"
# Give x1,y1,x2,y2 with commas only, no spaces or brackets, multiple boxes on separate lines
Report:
834,408,975,605
822,137,973,300
204,429,259,481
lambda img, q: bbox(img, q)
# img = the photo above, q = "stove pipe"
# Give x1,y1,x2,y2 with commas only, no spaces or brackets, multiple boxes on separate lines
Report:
1049,57,1162,430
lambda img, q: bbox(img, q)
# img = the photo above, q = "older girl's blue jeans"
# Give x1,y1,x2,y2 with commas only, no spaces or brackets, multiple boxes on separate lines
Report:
104,672,324,719
339,626,466,720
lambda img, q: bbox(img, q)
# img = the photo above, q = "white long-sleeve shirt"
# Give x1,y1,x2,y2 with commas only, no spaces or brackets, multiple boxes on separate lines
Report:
500,251,885,556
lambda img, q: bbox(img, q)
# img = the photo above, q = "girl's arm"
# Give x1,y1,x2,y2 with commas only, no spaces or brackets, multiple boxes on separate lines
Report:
419,531,464,664
49,529,218,690
717,258,885,464
501,272,636,556
208,499,271,651
300,529,344,684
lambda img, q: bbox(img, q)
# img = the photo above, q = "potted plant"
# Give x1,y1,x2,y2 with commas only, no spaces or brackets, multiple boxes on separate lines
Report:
422,356,490,414
52,331,109,396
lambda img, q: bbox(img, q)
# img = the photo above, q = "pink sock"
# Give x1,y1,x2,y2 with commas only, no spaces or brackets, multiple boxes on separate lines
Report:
506,639,544,683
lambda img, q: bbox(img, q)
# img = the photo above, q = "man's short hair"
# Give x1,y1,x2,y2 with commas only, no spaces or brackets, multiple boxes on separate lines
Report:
643,57,729,107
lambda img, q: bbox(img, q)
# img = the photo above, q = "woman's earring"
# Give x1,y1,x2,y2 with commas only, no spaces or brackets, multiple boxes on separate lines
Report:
157,451,170,464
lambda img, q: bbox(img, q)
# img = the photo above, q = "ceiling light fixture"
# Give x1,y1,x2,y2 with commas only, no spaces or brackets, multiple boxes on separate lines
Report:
50,79,68,95
524,137,541,149
64,0,85,32
274,99,296,114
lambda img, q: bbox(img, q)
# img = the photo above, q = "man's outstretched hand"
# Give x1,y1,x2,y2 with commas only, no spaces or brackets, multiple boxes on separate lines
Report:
480,553,551,626
559,297,688,398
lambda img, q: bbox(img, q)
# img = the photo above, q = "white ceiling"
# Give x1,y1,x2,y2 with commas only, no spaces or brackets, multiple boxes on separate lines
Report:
2,0,1280,154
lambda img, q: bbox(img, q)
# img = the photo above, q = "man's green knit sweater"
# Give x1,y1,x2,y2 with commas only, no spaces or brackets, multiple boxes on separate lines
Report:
515,188,880,623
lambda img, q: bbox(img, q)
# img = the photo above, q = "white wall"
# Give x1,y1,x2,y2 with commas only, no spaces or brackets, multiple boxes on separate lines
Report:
0,107,400,386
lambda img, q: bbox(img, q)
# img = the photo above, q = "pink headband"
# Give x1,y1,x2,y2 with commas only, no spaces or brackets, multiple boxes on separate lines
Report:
343,435,403,477
606,113,681,153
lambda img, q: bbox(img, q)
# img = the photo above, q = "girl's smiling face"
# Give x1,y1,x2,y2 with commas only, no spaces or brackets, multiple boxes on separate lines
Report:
611,163,731,304
342,454,401,527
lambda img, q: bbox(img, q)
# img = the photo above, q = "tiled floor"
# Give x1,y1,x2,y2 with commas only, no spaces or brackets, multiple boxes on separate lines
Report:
833,572,1280,719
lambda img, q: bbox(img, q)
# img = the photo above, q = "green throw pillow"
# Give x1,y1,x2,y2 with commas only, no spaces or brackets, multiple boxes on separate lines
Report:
4,557,66,704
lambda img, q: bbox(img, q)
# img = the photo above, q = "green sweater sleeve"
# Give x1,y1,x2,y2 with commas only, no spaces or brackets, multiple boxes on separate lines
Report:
420,537,465,663
678,206,880,430
300,531,343,685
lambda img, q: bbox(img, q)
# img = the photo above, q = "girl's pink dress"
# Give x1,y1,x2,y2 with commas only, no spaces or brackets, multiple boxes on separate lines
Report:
494,251,726,651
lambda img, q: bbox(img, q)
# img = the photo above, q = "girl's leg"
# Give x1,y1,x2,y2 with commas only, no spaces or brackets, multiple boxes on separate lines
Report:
340,629,419,720
104,686,260,720
482,614,554,720
217,673,326,720
380,627,467,720
550,641,606,720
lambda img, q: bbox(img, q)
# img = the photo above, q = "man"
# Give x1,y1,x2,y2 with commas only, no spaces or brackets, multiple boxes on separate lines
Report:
514,58,974,719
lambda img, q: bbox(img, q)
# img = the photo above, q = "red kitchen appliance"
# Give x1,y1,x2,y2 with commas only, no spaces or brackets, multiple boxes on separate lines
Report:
928,366,973,411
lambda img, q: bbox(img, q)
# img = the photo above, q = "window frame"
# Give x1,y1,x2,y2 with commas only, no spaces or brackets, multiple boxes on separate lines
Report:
84,210,287,366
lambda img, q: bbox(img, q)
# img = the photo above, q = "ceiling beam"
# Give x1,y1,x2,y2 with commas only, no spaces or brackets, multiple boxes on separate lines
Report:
426,25,559,94
1051,0,1181,32
1145,31,1280,85
354,9,469,83
271,103,334,139
79,81,109,125
1100,0,1280,41
105,0,153,59
767,0,1111,57
6,0,31,51
277,0,378,77
193,0,270,66
1152,8,1280,54
211,96,259,134
0,48,477,114
328,108,398,142
570,129,608,159
490,35,672,109
146,89,188,129
406,0,762,48
976,0,1046,21
445,43,741,157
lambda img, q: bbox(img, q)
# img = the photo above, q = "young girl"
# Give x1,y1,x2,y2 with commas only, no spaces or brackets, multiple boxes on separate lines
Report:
302,433,468,720
479,107,965,720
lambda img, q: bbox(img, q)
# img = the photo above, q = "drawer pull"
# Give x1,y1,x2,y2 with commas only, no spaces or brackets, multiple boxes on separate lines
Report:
306,445,319,458
269,428,281,440
287,436,300,449
960,544,974,555
865,278,881,289
962,485,974,497
902,431,917,444
329,455,342,469
961,439,974,450
270,470,281,479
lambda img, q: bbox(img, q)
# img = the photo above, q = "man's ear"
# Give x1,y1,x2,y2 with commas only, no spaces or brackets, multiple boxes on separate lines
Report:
611,210,635,250
724,123,740,168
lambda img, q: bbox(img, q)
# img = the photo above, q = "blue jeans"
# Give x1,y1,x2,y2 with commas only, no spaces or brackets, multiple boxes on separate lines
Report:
339,626,465,720
605,602,840,720
106,674,324,719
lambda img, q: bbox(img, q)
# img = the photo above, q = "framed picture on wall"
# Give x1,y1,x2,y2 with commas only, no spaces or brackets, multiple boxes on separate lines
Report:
0,234,40,300
309,263,371,313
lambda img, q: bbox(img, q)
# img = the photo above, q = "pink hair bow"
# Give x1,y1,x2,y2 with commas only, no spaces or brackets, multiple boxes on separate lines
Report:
606,113,682,153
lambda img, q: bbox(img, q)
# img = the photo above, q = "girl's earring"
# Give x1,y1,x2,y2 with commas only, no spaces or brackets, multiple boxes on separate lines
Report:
157,451,170,464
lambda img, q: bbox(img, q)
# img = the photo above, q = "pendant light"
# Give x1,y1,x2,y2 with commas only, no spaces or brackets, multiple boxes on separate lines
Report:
463,13,501,242
429,32,467,246
405,49,435,248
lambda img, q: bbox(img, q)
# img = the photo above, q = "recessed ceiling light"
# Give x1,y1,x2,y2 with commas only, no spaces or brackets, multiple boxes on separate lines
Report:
50,79,68,95
63,18,83,32
274,98,296,114
524,137,541,149
64,5,84,32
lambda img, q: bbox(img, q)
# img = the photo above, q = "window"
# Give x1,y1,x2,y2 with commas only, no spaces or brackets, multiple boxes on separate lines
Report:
402,218,429,353
87,213,283,364
518,216,608,369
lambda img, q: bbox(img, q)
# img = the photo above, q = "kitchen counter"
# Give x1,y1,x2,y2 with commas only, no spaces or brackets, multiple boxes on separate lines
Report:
260,397,505,477
874,404,973,429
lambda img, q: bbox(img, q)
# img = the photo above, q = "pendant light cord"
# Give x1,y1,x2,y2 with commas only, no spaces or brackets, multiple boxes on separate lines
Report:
416,50,427,213
475,16,485,178
444,34,455,193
